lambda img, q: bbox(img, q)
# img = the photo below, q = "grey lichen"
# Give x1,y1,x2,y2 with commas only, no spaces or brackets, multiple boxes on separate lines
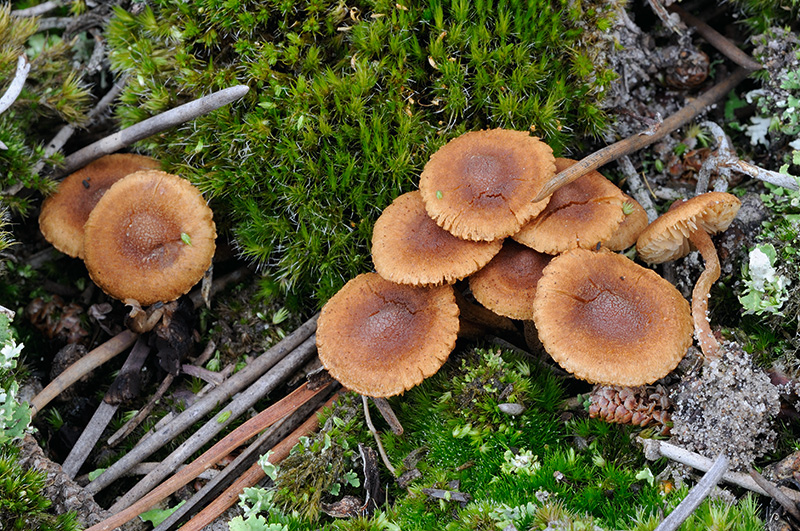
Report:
671,343,780,471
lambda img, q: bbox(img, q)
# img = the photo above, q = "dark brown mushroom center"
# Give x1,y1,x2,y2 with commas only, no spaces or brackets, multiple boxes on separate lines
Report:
574,283,649,346
457,148,518,203
121,209,182,268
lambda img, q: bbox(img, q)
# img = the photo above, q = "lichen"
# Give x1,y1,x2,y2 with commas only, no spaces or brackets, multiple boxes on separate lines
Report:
670,343,780,471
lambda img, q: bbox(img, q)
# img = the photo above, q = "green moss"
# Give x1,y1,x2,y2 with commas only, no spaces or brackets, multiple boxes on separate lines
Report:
0,446,80,531
0,6,91,215
104,0,618,308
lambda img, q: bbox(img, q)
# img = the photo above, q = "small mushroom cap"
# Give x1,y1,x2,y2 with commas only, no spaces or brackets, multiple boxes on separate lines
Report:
636,192,741,264
533,248,692,386
603,194,649,251
39,154,161,258
83,170,216,305
512,158,626,254
419,129,555,241
316,273,460,397
372,191,502,286
469,239,551,320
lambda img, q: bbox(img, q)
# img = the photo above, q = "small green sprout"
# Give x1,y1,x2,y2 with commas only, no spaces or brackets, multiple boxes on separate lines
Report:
181,232,192,246
436,190,443,199
622,201,635,215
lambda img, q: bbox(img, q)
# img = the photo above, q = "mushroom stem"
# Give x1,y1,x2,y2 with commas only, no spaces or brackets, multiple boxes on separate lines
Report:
687,228,721,359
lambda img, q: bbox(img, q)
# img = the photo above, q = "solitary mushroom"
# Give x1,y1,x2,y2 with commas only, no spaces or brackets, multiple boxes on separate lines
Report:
83,170,216,305
469,239,551,320
512,158,627,254
636,192,741,359
419,129,555,241
39,154,161,258
316,273,459,397
533,248,693,386
372,191,502,286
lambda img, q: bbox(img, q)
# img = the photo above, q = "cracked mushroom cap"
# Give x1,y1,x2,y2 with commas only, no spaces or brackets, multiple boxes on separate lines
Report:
533,248,692,386
419,129,555,241
469,239,551,320
83,170,216,305
39,154,161,258
636,192,741,264
513,158,626,254
316,273,460,397
372,191,503,286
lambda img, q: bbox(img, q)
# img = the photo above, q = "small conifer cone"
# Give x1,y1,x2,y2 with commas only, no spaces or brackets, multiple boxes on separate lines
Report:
588,384,671,433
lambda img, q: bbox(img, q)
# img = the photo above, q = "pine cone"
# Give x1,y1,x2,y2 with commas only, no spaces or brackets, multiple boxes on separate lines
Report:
588,384,671,433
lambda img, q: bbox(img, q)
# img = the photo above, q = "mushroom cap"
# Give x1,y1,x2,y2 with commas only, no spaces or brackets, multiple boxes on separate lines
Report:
603,194,649,251
419,129,555,241
39,154,161,258
636,192,741,264
469,239,552,320
512,158,626,254
372,191,503,286
83,170,216,305
316,273,460,397
533,248,692,386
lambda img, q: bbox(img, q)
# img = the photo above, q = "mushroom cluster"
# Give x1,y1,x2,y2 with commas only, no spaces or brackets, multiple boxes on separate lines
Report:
39,155,216,306
317,128,741,397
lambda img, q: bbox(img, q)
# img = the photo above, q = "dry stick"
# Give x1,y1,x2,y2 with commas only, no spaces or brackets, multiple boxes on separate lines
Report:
747,467,800,521
29,330,138,416
154,386,338,531
0,56,30,115
531,67,753,203
363,395,397,477
179,392,340,531
58,84,250,176
84,381,329,531
371,397,404,436
655,453,729,531
106,339,319,512
107,373,175,447
11,0,65,17
617,156,659,223
640,439,800,502
61,336,151,478
667,5,763,71
86,314,318,495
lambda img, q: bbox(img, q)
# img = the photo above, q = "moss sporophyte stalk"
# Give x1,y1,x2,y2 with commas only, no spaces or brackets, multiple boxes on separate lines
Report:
104,0,619,307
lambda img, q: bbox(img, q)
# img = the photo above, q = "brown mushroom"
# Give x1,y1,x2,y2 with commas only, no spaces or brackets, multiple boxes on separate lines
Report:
316,273,459,397
372,191,503,286
603,194,649,251
419,129,555,241
636,192,741,359
39,154,161,258
469,239,551,320
83,170,216,305
532,248,693,386
512,158,627,254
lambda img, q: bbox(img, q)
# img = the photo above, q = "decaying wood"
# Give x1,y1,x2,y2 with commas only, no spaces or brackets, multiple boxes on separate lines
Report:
86,314,318,495
85,381,332,531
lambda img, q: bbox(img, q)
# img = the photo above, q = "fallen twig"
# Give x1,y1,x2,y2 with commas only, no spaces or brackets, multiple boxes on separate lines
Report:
0,56,31,149
655,453,728,531
163,390,341,531
371,397,404,436
61,336,151,478
617,156,659,222
363,395,397,477
748,467,800,522
640,438,800,503
11,0,65,17
58,85,250,175
84,381,332,531
106,373,175,447
532,67,753,202
86,316,317,495
30,330,138,416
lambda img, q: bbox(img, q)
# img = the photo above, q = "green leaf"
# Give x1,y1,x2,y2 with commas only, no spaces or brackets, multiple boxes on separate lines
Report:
181,232,192,246
139,500,185,526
